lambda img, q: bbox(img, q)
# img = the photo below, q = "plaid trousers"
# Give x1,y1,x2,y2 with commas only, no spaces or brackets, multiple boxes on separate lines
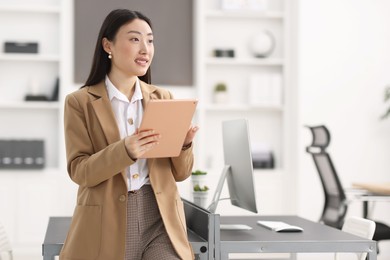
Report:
125,185,181,260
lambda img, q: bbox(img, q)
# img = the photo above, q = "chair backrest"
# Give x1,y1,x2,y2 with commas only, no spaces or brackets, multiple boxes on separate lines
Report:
0,222,12,260
305,125,348,229
335,216,376,260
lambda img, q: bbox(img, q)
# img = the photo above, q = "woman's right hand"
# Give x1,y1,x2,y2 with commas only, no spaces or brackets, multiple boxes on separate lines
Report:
125,129,160,160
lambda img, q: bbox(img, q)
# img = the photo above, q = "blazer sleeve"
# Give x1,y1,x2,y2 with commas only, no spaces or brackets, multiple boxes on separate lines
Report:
64,93,134,188
170,146,194,182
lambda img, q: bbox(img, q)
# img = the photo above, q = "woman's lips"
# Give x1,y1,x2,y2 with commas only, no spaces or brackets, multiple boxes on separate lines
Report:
135,58,148,66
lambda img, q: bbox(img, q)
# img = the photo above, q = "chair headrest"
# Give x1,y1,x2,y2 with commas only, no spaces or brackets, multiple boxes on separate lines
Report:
305,125,331,149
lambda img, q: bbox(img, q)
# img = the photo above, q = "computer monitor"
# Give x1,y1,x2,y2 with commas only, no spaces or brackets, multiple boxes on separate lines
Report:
207,119,258,214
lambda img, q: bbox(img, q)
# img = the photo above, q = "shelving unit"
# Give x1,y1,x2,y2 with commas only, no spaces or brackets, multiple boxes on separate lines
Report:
196,0,290,170
0,0,70,255
190,0,297,215
0,0,62,169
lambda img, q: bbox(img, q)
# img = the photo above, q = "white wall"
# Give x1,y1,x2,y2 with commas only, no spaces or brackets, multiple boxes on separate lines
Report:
297,0,390,248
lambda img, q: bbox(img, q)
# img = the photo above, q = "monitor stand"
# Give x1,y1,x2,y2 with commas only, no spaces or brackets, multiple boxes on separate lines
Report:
207,165,253,231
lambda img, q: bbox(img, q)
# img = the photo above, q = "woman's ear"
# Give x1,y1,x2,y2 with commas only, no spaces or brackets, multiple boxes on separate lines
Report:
102,38,112,53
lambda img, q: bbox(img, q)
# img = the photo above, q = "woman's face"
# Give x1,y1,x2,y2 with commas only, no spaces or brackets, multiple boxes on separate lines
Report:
105,18,154,78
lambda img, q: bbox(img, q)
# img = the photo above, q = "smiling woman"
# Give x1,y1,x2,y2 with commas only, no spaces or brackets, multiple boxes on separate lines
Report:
74,0,193,86
61,9,198,260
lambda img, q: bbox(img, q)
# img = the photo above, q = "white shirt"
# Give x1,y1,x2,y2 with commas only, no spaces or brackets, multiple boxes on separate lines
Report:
105,76,149,191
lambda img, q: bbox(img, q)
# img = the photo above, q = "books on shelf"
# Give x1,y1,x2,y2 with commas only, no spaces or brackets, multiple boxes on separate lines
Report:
0,139,45,169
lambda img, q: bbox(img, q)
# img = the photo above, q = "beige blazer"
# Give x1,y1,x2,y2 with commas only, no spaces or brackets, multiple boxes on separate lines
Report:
59,81,194,260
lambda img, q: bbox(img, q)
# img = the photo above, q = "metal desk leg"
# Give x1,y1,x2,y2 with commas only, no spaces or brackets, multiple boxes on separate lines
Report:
367,250,377,260
43,254,55,260
363,201,369,218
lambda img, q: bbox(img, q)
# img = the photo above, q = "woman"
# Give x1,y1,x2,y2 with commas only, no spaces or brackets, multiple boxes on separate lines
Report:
60,9,198,260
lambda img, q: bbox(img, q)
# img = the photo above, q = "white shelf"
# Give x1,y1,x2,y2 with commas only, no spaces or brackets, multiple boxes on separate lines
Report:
0,101,60,109
206,57,284,66
0,54,60,62
203,104,283,111
206,10,284,19
196,0,290,173
254,168,284,175
0,167,62,176
0,5,60,13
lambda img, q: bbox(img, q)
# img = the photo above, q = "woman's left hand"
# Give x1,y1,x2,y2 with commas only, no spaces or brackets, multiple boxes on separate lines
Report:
183,125,199,147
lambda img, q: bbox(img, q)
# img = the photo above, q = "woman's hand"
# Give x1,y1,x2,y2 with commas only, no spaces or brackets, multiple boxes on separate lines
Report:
125,129,160,160
183,125,199,147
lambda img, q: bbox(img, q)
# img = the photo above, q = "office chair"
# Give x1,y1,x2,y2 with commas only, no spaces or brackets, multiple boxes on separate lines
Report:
0,221,13,260
335,216,376,260
305,125,390,252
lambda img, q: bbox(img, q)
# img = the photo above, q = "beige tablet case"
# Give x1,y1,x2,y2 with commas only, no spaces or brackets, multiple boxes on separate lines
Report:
139,99,198,158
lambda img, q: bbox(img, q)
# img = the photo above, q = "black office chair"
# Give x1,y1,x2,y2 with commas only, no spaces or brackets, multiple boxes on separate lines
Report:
305,125,390,250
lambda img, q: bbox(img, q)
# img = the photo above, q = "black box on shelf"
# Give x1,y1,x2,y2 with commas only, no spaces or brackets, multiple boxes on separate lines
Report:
4,41,39,54
252,150,275,169
214,49,235,58
0,139,45,169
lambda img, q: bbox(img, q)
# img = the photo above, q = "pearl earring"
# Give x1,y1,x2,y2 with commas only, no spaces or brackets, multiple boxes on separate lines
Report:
108,52,112,59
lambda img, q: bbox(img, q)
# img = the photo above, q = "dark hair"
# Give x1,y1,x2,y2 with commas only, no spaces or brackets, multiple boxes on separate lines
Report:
83,9,152,87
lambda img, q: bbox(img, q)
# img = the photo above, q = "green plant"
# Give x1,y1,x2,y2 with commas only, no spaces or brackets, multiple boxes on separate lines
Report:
192,170,207,175
381,85,390,120
193,184,209,192
214,82,227,92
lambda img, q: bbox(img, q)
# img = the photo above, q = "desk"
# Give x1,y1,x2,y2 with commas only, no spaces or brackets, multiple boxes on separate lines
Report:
351,183,390,218
42,208,377,260
352,182,390,195
219,215,377,260
42,216,209,260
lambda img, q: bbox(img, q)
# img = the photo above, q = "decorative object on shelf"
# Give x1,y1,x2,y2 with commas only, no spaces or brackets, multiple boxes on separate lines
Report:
221,0,268,11
4,41,38,54
0,139,45,169
191,169,208,187
25,77,60,102
380,84,390,120
213,82,229,104
251,142,274,169
192,170,209,208
249,73,282,107
213,48,235,58
249,30,275,58
50,77,60,101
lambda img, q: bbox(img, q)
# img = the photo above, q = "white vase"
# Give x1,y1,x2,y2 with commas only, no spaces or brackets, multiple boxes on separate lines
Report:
250,30,276,58
214,92,229,104
193,191,209,208
191,175,207,187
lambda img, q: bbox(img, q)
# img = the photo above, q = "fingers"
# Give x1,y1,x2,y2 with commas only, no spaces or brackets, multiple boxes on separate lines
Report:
183,125,199,146
125,130,161,159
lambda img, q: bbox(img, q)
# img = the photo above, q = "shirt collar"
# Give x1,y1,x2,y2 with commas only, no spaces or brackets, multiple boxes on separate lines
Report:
105,75,143,103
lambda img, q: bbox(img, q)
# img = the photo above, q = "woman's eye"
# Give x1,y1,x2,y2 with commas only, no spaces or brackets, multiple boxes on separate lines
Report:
148,39,154,44
130,38,139,42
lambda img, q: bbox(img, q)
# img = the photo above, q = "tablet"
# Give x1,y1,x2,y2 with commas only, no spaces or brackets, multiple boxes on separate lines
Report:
138,99,198,158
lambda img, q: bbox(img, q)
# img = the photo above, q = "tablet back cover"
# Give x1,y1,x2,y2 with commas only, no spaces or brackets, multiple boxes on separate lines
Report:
139,99,197,158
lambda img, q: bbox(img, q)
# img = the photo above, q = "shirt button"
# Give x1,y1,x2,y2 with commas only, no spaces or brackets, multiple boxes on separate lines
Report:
119,195,126,202
132,173,139,179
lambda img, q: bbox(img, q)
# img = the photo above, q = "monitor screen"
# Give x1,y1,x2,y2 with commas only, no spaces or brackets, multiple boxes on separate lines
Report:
208,119,258,214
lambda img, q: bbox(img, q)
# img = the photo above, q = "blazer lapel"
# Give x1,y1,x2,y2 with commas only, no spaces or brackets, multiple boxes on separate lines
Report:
88,82,128,185
88,82,121,145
